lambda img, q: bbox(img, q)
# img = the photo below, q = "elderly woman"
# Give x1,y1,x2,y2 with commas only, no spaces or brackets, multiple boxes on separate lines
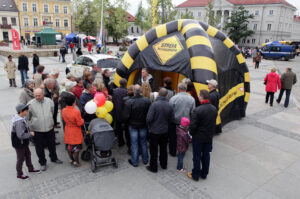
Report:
19,79,35,104
264,68,281,107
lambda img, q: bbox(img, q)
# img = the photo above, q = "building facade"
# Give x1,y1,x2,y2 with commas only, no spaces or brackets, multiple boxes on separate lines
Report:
14,0,72,40
175,0,298,47
127,12,142,36
0,0,20,42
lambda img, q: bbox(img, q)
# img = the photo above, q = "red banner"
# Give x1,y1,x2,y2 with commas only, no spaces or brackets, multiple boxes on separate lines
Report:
11,28,21,50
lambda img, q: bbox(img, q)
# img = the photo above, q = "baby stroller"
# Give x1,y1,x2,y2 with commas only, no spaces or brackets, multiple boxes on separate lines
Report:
88,118,118,172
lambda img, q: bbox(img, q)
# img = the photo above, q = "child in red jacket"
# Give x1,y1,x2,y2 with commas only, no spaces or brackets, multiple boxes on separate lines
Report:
62,95,84,166
176,117,191,172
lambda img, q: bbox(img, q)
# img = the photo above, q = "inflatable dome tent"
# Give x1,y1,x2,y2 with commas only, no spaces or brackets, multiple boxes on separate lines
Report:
114,19,250,126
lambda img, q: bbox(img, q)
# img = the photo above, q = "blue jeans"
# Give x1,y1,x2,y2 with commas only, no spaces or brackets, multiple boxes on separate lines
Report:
192,139,212,180
277,89,291,107
61,54,66,62
177,153,185,170
20,70,28,86
129,126,148,166
33,66,37,74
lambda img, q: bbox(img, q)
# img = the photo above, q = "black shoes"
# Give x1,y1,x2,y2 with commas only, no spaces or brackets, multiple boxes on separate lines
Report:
51,159,63,164
146,166,157,173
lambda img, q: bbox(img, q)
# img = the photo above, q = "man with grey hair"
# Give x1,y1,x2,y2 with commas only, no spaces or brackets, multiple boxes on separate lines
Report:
146,88,174,173
27,88,63,171
207,79,221,134
169,82,195,156
50,69,60,128
123,84,151,167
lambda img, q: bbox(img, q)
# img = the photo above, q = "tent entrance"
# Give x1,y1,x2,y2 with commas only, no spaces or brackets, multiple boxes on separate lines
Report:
127,69,186,92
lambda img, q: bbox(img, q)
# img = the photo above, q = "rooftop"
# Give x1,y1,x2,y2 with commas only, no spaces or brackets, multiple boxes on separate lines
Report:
0,0,18,12
127,12,135,22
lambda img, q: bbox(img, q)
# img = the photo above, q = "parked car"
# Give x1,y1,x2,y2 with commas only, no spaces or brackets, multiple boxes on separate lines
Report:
66,54,120,78
261,42,296,61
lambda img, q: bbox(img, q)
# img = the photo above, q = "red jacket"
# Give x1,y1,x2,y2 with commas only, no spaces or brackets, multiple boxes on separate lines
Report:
62,106,84,145
264,72,281,92
69,43,74,48
88,42,92,52
74,85,84,99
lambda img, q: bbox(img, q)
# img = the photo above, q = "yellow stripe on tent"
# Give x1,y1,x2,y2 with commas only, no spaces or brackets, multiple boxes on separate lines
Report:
156,24,167,38
181,23,202,35
190,56,217,74
206,26,218,37
244,72,250,82
122,52,134,69
177,19,184,31
216,115,221,125
136,35,148,51
223,37,234,48
193,82,208,94
127,70,139,88
236,53,245,64
186,36,212,49
113,73,122,87
245,92,250,102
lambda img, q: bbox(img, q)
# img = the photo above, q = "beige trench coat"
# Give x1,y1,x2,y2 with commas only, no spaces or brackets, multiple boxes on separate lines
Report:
4,61,16,79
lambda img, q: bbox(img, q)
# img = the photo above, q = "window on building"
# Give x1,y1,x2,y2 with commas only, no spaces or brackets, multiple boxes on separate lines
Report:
2,17,7,25
198,12,201,17
63,6,68,14
255,10,259,16
64,19,68,27
265,39,269,43
11,17,16,26
22,3,27,12
33,18,38,26
32,3,37,12
247,39,250,44
55,19,60,27
253,24,257,30
267,24,272,31
131,27,134,33
269,10,274,15
190,12,193,17
242,39,246,44
136,27,139,33
55,5,59,14
252,39,256,44
24,18,29,26
44,4,48,13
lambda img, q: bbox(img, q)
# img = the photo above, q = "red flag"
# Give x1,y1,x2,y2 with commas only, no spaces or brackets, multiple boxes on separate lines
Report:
11,28,21,50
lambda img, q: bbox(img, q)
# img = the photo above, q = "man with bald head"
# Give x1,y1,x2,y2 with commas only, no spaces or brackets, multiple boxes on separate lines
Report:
27,88,62,171
123,84,151,167
146,88,174,173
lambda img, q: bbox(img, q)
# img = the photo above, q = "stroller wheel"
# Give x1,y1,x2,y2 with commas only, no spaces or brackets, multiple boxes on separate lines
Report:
112,158,118,168
81,150,91,161
91,159,96,172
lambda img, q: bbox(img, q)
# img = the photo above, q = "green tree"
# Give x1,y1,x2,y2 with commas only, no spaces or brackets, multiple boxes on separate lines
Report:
224,6,255,44
205,1,221,27
147,0,178,24
180,8,194,19
134,1,151,33
74,1,98,35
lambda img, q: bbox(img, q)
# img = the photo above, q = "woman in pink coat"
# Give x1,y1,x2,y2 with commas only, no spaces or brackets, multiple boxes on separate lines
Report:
264,68,281,106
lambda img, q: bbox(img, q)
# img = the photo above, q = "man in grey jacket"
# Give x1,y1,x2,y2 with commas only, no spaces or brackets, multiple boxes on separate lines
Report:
169,83,195,156
276,67,297,108
27,88,62,171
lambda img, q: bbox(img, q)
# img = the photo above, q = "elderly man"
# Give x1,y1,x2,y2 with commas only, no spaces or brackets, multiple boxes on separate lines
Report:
169,83,195,156
27,88,62,171
123,84,151,167
146,88,174,173
188,90,217,181
207,79,221,135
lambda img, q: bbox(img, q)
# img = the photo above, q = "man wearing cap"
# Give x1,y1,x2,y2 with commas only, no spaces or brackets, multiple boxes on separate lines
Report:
207,79,222,135
169,83,195,156
27,88,63,171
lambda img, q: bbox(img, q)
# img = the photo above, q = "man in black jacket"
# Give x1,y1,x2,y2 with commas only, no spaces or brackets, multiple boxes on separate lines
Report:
146,88,174,173
32,51,39,74
60,46,67,63
188,90,217,181
18,52,29,87
137,68,155,92
207,79,222,135
123,84,151,167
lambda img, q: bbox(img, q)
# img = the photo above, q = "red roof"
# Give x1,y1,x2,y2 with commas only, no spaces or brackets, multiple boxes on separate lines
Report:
127,12,135,22
176,0,295,8
294,15,300,22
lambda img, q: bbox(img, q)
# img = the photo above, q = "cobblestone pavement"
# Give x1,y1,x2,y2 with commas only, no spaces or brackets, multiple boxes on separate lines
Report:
0,53,299,199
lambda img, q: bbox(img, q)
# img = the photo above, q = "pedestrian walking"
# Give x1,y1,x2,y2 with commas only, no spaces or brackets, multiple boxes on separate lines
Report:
69,42,74,53
60,46,67,63
32,51,39,74
276,67,297,108
264,68,281,106
11,104,40,180
27,88,63,171
19,79,35,105
187,90,217,181
146,88,174,173
88,41,92,54
254,52,262,69
18,52,29,87
4,55,17,87
123,84,151,167
169,83,195,156
176,117,191,172
207,79,222,134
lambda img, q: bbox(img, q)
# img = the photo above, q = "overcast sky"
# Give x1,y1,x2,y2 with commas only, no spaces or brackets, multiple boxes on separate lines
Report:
128,0,300,16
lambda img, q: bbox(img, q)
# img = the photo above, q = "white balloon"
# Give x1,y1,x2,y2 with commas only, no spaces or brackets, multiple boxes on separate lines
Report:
85,101,97,114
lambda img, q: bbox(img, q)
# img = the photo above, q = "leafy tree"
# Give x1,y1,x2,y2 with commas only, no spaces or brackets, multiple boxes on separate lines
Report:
135,1,151,33
147,0,178,24
180,8,194,19
224,6,255,44
74,1,98,35
205,1,221,27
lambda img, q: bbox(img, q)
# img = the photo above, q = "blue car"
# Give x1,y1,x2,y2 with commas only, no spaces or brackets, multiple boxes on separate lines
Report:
261,42,296,61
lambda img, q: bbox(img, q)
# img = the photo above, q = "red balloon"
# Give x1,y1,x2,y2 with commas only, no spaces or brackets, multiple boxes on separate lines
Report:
94,93,106,107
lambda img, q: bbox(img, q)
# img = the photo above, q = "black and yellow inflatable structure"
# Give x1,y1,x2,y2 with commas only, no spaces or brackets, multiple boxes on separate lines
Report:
114,19,250,126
